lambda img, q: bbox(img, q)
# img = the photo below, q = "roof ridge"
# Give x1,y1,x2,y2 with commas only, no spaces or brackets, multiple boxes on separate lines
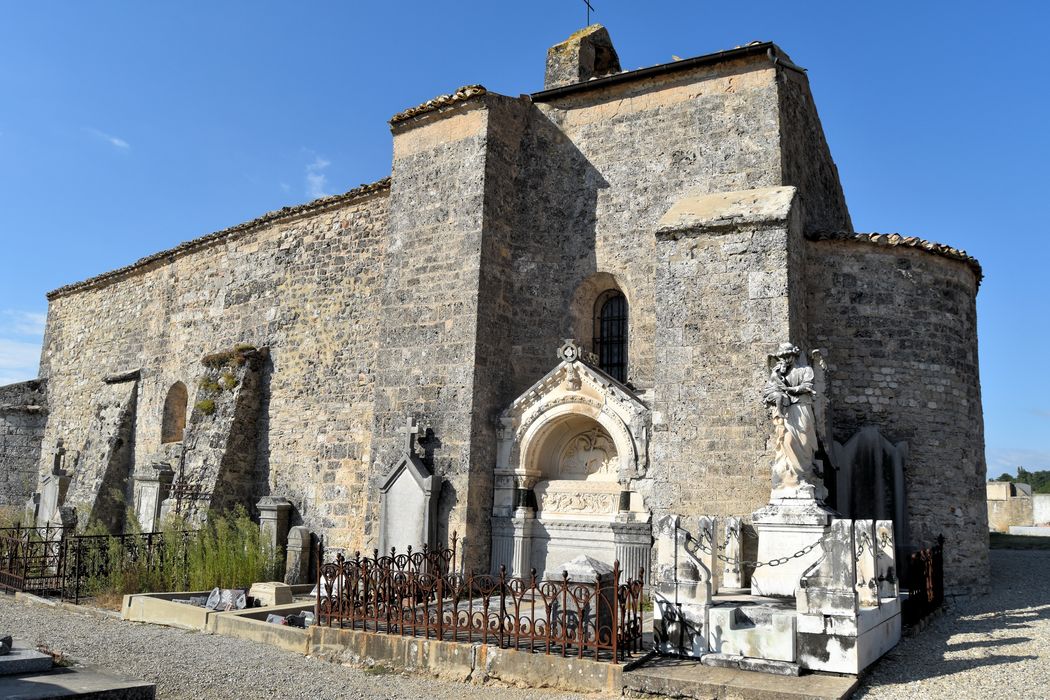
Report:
390,85,488,125
810,230,983,285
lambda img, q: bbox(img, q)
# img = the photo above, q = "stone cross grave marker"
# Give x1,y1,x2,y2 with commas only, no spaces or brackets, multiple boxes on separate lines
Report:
378,417,440,555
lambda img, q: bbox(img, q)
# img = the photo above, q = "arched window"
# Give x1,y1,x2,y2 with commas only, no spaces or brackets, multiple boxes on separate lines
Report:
161,382,188,444
593,290,628,383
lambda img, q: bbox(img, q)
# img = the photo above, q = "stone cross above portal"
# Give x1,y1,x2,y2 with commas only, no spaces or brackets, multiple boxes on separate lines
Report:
403,417,419,456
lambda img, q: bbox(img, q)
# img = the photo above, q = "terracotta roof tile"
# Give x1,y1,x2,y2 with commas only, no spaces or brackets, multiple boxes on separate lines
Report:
389,85,488,125
811,231,983,285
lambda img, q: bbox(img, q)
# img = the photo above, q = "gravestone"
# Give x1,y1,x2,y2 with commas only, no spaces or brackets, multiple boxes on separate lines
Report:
36,442,71,529
257,496,292,556
378,418,441,555
549,555,616,644
133,462,175,532
284,525,312,585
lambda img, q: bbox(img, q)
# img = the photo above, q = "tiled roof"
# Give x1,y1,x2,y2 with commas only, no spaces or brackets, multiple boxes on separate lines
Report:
47,178,391,300
811,231,983,285
389,85,488,125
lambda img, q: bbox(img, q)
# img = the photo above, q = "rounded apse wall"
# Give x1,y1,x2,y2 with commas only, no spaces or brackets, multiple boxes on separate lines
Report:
805,238,986,594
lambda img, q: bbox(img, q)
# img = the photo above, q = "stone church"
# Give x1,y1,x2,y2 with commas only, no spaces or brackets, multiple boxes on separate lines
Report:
0,27,988,594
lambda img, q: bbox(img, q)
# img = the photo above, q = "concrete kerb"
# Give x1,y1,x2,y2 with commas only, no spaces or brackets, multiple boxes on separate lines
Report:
308,625,626,693
22,587,630,694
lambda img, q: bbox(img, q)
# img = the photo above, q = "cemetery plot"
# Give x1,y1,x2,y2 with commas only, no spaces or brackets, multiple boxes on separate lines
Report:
315,538,645,664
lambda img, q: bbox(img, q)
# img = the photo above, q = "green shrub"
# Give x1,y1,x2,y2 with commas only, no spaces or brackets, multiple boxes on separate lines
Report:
185,507,279,589
219,372,238,391
74,508,279,604
195,398,216,415
198,377,220,393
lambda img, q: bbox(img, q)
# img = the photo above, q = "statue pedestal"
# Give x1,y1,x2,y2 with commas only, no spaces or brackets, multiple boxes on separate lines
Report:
750,498,833,597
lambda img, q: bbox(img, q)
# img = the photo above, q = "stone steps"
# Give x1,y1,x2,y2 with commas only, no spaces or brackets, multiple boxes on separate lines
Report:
624,656,858,700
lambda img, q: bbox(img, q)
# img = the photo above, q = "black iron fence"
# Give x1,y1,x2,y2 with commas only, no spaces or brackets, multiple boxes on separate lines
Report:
0,525,192,604
902,535,944,626
315,534,645,664
0,524,71,595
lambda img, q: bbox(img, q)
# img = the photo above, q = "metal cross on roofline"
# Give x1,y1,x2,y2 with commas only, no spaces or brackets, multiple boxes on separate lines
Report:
582,0,595,25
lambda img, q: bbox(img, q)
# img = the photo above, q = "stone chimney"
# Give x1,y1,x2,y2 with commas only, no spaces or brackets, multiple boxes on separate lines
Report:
544,24,621,90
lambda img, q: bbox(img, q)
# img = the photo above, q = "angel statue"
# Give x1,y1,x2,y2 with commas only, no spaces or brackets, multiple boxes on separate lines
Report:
762,342,828,502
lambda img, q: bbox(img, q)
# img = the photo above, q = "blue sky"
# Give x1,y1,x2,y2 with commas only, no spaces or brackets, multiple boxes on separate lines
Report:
1,1,1047,477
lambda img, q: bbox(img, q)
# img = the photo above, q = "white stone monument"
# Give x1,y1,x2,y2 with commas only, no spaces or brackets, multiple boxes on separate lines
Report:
750,343,834,597
378,417,441,555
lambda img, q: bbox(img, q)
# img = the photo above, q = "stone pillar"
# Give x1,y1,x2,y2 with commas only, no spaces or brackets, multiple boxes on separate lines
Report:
284,526,312,585
875,520,898,599
613,519,652,584
651,515,710,658
854,520,878,608
509,511,536,577
257,496,292,559
751,499,832,597
721,517,745,590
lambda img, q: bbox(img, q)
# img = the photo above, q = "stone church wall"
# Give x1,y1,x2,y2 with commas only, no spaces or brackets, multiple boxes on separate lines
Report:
532,57,784,391
368,103,495,569
805,239,987,594
39,188,388,548
0,379,47,514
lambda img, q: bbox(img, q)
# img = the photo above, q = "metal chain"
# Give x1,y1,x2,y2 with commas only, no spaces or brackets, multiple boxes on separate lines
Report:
684,530,825,569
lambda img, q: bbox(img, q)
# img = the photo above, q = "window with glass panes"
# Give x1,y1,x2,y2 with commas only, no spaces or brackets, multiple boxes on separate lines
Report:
593,291,628,382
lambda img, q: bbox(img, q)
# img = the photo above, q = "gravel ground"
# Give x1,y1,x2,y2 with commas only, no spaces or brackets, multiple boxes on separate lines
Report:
2,549,1046,699
0,596,591,700
857,549,1050,699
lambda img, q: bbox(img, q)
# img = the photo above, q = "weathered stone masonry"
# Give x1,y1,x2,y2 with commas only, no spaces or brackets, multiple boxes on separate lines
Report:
0,380,47,514
2,31,988,594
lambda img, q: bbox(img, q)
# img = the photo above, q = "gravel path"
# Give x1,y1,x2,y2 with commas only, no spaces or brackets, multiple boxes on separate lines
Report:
857,549,1050,699
2,549,1046,699
0,596,592,699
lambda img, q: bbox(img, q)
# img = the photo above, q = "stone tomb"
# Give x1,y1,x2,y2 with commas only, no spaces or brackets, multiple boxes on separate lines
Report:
378,418,441,555
491,341,651,579
652,515,902,675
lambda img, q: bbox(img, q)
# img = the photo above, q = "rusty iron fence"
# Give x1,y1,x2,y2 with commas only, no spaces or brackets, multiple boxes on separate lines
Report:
0,525,192,603
0,524,71,595
902,535,944,626
65,530,193,604
315,533,645,663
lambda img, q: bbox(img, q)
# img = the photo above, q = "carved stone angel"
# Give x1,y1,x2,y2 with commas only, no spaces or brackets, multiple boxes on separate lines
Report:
762,342,828,502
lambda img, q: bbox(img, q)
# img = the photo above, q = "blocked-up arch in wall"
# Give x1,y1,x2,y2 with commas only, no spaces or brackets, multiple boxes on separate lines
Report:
161,382,188,443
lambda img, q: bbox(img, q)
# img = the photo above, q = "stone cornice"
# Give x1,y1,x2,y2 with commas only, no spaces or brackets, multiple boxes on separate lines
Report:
389,85,488,127
810,231,983,286
47,178,392,301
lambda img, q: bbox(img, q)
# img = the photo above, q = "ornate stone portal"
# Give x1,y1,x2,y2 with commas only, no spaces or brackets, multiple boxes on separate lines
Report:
491,340,651,579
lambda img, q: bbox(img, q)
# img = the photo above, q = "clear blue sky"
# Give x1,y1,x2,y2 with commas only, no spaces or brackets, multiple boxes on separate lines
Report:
1,1,1047,477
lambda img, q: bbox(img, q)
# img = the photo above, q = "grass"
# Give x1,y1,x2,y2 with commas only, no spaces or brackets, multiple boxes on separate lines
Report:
194,398,216,415
78,508,280,603
989,532,1050,550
